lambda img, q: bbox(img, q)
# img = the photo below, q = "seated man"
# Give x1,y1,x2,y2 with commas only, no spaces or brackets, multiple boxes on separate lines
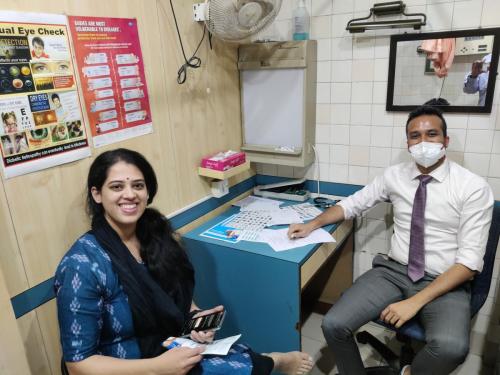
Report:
289,105,494,375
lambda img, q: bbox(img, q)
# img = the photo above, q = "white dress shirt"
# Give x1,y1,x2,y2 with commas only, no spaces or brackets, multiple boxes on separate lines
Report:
338,159,494,276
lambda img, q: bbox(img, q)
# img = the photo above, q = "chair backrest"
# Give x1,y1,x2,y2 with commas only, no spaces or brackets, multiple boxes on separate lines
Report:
470,203,500,317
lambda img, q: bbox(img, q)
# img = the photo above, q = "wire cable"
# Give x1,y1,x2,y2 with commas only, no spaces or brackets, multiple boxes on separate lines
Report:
310,144,320,197
168,0,207,84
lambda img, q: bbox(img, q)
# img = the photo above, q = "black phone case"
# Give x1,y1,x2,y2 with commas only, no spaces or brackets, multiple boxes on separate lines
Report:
181,310,226,336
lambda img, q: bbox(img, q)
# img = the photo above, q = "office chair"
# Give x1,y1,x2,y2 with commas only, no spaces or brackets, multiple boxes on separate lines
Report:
356,203,500,374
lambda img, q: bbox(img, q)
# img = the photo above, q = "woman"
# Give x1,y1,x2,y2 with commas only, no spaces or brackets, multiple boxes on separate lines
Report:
55,148,313,375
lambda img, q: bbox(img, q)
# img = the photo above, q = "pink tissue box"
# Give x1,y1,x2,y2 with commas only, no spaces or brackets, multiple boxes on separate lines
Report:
201,151,246,171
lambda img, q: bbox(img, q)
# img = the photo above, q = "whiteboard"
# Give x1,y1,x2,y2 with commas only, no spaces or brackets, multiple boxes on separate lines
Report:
241,69,304,150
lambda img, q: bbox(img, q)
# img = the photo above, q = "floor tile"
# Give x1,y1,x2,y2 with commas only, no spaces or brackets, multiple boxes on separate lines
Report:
301,315,396,374
302,312,326,343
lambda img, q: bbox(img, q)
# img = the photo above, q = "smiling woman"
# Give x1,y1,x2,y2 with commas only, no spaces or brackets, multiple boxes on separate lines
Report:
54,148,313,375
90,161,149,244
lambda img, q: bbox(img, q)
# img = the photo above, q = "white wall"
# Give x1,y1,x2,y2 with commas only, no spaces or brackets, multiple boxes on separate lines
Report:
256,0,500,371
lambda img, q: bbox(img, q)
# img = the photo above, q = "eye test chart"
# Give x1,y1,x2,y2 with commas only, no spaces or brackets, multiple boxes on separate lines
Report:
0,11,90,178
68,16,153,148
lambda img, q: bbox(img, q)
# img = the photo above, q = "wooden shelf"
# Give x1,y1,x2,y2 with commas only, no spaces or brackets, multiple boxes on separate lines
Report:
198,160,250,180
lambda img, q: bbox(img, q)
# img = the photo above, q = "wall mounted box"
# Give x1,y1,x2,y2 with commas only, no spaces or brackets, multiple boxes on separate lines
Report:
238,40,317,167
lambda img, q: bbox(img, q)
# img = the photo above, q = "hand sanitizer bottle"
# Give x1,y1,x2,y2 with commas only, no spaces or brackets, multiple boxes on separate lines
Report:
293,0,310,40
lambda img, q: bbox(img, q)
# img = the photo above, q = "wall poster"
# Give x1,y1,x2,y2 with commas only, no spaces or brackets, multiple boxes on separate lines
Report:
0,11,90,178
68,16,153,148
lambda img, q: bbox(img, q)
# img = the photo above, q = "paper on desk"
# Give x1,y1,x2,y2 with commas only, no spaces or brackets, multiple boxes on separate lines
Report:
266,207,303,226
233,196,283,211
173,334,241,355
259,228,335,251
289,203,323,221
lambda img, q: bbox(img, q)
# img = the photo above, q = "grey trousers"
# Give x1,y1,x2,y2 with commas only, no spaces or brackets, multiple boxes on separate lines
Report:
322,255,471,375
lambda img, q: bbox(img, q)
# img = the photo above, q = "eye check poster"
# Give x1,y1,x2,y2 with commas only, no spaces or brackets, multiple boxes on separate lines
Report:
68,16,153,148
0,11,90,179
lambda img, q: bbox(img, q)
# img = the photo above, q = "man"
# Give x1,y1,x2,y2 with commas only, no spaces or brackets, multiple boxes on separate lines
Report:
288,105,493,375
463,53,491,106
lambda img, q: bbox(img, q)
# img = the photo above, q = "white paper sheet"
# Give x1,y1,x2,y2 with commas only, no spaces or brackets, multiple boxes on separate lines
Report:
233,196,283,211
267,207,303,226
289,203,323,221
259,228,335,251
172,334,242,355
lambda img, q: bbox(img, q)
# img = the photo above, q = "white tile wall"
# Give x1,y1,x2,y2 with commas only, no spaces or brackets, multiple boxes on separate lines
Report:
330,104,350,124
349,145,370,165
463,153,491,177
465,130,494,153
331,60,352,82
481,0,500,27
312,0,333,17
331,124,350,144
370,126,393,147
349,125,371,145
350,104,372,125
331,37,352,60
316,104,331,123
331,144,349,164
351,82,373,103
259,1,500,366
331,82,351,103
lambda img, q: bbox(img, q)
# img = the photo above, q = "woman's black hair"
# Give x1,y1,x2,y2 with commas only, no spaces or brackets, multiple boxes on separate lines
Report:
87,148,194,294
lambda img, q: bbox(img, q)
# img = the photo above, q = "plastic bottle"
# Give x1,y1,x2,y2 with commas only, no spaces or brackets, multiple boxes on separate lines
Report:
293,0,310,40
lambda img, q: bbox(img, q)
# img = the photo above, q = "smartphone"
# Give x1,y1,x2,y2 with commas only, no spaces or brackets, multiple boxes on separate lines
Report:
180,310,226,336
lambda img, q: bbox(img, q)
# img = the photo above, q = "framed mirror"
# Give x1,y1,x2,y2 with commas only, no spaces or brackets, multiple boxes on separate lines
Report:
387,28,500,113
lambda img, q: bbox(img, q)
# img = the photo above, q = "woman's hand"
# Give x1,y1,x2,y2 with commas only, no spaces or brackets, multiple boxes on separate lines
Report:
154,345,205,375
190,329,215,344
190,305,224,343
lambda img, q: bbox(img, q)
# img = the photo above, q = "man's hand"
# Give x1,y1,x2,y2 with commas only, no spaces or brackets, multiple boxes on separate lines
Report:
470,60,483,78
190,305,224,343
380,298,424,328
288,222,314,239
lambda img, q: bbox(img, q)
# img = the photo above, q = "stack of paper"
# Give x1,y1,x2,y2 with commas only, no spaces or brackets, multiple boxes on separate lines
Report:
172,334,242,355
258,228,335,251
288,202,323,221
233,196,283,211
267,207,303,226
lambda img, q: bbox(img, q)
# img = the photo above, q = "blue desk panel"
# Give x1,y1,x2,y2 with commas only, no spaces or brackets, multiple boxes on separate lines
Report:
183,203,340,353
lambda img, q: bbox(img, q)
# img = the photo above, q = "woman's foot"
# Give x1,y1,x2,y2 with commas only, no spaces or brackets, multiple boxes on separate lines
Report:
266,351,314,375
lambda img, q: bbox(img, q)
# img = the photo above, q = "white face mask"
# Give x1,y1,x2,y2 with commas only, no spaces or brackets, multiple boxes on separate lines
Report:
409,141,446,168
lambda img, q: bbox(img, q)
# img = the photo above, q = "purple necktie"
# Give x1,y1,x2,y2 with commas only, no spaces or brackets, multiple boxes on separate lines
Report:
408,175,433,282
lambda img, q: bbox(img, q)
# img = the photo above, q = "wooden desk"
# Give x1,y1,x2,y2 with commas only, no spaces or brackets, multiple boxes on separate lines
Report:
182,205,353,353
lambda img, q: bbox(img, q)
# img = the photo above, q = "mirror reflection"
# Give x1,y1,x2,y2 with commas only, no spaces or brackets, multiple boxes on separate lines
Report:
387,28,500,113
